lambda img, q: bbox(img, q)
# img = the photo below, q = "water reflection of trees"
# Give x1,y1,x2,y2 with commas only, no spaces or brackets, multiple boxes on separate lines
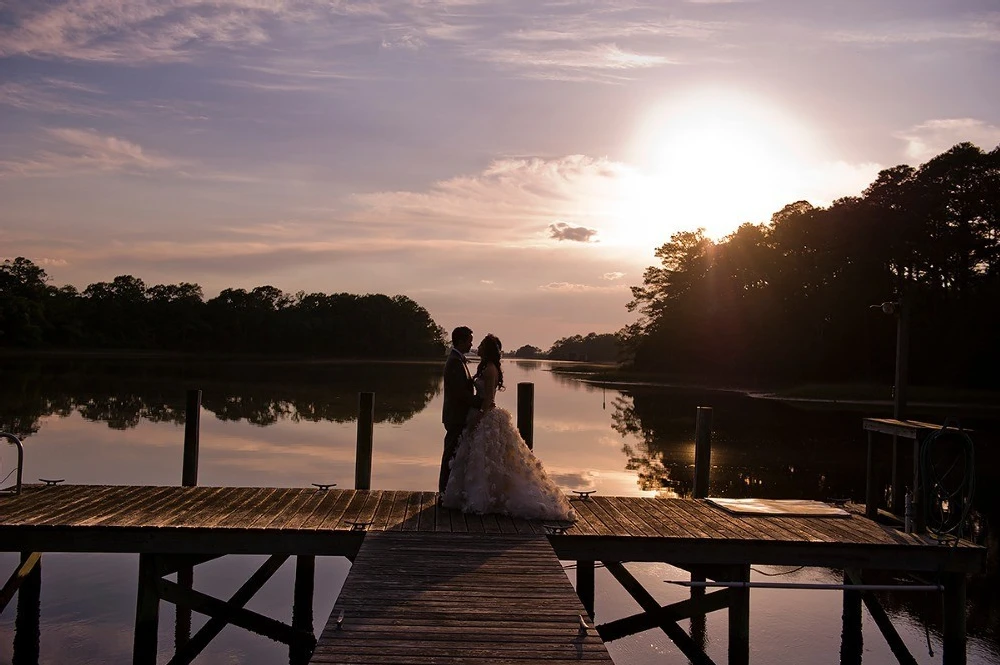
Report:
0,356,441,437
611,387,870,501
613,385,1000,645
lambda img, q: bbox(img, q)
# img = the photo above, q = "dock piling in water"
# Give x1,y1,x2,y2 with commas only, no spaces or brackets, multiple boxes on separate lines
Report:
693,406,713,499
355,392,375,490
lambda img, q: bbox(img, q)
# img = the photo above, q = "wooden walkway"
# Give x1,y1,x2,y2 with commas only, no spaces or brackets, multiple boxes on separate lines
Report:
0,484,986,665
0,485,984,572
310,532,611,664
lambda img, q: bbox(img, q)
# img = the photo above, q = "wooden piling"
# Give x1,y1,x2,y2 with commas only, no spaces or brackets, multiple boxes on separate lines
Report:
13,551,41,664
577,560,595,618
943,572,967,665
866,430,878,519
182,390,201,487
134,553,160,665
517,382,534,450
693,406,713,499
290,555,316,665
728,565,750,665
840,569,863,665
355,392,374,490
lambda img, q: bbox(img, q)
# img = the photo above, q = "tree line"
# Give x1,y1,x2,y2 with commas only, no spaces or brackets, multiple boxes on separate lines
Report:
513,332,620,362
623,142,1000,389
0,261,446,358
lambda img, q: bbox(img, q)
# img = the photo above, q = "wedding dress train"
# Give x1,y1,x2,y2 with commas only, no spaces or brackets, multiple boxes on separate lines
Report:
442,403,576,522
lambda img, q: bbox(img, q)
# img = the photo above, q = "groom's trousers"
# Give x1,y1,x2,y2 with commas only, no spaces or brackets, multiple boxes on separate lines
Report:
439,424,465,494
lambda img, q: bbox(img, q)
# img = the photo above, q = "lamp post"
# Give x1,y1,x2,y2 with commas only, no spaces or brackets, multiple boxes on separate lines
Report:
871,294,911,514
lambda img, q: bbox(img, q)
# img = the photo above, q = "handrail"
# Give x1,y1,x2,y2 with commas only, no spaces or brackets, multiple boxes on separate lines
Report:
1,432,24,495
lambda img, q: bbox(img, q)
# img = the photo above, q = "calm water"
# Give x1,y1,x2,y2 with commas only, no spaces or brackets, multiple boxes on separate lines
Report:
0,355,997,665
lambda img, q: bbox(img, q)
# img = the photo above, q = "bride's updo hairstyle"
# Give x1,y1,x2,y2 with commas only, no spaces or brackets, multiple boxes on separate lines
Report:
476,333,505,392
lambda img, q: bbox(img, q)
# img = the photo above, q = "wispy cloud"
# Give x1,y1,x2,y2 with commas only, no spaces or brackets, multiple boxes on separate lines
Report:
829,14,1000,45
482,43,675,81
354,155,632,239
0,0,299,62
0,127,249,181
602,272,625,281
538,282,626,293
895,118,1000,162
0,128,182,177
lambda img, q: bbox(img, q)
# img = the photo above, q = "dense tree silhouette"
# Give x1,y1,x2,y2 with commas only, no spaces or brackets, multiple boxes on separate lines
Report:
0,264,447,358
623,142,1000,388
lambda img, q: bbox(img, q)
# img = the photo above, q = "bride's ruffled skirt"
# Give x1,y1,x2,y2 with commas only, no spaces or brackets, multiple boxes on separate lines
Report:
442,407,576,522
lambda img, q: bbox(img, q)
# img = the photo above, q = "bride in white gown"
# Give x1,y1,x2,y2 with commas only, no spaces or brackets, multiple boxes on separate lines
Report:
442,333,576,522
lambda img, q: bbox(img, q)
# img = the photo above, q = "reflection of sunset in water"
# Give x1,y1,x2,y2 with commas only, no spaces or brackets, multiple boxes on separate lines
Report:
1,357,997,664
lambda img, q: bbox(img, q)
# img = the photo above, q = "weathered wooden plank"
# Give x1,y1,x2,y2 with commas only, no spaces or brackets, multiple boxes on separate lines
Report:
313,531,612,665
311,490,357,531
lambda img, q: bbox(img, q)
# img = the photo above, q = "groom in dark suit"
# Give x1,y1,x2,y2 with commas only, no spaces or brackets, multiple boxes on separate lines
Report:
440,326,482,495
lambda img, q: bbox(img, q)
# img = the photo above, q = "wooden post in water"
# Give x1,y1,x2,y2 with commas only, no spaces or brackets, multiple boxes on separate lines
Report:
517,382,534,450
177,389,201,653
576,560,595,618
13,551,41,664
839,569,863,665
290,555,316,665
692,406,713,499
728,564,750,665
356,392,375,490
182,389,201,487
134,553,160,665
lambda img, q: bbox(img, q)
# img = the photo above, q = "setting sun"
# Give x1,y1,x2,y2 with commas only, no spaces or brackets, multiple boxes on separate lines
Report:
606,89,821,247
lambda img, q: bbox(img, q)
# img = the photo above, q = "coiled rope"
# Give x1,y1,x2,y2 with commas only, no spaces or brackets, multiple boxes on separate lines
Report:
919,418,975,543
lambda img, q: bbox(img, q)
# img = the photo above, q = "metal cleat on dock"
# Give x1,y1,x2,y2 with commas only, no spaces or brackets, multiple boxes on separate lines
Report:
346,520,374,531
311,483,337,490
572,489,596,501
40,478,65,486
542,522,574,535
336,610,344,629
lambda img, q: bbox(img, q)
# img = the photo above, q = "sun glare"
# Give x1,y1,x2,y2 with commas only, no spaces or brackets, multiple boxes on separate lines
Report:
606,89,820,248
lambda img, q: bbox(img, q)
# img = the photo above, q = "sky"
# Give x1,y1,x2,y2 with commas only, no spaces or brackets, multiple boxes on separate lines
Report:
2,0,1000,351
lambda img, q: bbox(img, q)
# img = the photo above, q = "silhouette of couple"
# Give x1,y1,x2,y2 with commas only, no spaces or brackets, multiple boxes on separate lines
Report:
439,326,575,521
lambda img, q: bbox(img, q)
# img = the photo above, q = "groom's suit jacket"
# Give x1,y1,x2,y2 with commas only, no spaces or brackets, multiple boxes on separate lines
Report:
442,348,481,429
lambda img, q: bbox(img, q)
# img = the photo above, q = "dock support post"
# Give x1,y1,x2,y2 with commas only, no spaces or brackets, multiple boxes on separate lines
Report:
182,389,201,487
517,382,534,450
728,565,750,665
866,430,878,519
577,560,595,618
177,389,201,654
942,573,967,665
13,551,41,665
355,392,374,490
290,555,316,665
840,569,863,665
693,406,713,499
134,553,160,665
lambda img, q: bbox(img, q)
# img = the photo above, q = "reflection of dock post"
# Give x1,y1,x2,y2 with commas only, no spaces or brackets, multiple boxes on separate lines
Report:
517,382,534,450
290,554,316,665
576,560,595,618
839,569,863,665
356,392,375,490
13,551,41,665
133,553,160,665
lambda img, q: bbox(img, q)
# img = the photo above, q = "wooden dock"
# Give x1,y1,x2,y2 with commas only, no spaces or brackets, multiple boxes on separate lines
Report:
0,484,987,665
311,531,610,664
